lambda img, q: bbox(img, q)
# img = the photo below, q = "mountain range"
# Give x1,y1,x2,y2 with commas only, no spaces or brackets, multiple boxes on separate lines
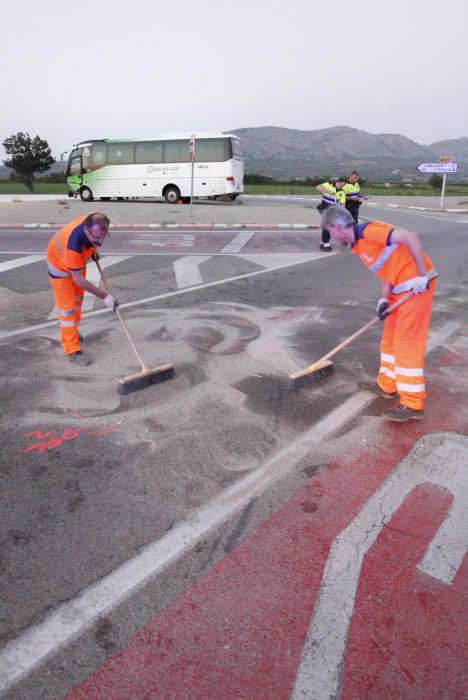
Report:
1,126,467,181
230,126,468,180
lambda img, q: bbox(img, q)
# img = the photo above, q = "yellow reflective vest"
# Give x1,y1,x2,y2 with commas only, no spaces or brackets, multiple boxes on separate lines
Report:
343,182,361,202
320,182,345,205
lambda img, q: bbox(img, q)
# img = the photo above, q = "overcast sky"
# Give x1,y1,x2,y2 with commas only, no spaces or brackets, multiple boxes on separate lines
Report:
1,0,467,160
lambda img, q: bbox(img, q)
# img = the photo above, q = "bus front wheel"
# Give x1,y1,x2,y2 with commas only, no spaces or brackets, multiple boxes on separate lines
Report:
80,187,94,202
164,186,181,204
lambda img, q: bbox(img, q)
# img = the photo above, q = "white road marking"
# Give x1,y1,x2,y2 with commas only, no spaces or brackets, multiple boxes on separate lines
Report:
128,234,196,247
292,433,468,700
0,254,336,340
173,255,213,288
239,252,325,269
0,254,44,273
361,208,468,224
425,321,459,353
221,231,255,253
0,391,375,695
47,256,131,319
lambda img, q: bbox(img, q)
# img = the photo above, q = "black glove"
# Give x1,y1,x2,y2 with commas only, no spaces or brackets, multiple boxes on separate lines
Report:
376,298,390,321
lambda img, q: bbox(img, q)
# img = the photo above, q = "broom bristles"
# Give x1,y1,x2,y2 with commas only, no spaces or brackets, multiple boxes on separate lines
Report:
117,363,175,394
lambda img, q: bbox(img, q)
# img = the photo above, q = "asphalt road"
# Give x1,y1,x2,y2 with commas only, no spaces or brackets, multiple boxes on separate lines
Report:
1,200,467,699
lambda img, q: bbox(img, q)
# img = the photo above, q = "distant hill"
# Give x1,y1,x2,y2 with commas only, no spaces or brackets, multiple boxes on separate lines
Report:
1,128,467,181
230,126,468,180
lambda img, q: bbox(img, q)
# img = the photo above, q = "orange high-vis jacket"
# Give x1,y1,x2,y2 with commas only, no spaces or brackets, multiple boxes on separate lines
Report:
46,214,97,278
352,221,434,294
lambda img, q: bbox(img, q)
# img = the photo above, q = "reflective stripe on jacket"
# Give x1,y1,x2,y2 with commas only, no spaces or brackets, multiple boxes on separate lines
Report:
320,182,337,205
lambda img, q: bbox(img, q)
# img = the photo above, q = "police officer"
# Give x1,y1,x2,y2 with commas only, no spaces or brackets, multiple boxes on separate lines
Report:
343,171,361,224
316,176,347,250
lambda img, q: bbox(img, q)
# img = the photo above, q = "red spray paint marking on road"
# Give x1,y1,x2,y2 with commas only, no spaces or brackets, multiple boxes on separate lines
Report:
24,424,120,453
66,365,468,700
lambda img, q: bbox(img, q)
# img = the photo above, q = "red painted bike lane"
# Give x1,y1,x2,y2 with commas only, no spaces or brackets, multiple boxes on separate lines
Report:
66,349,468,700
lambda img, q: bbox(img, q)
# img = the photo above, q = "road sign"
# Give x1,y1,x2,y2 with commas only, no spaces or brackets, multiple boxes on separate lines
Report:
417,162,458,173
189,133,195,162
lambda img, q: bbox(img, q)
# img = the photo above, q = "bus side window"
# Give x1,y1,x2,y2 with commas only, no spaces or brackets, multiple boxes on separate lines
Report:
135,142,163,164
196,139,228,162
91,144,107,170
108,143,134,165
163,140,189,163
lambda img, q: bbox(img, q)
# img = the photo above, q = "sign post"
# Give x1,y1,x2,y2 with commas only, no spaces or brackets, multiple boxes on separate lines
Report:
189,133,196,223
440,174,447,209
416,159,458,208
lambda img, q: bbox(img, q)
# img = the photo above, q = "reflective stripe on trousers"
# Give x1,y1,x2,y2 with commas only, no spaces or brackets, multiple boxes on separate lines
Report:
376,284,435,410
48,273,85,355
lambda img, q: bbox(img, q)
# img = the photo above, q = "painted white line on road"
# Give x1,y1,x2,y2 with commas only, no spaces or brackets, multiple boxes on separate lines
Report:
361,208,468,224
173,255,213,288
80,256,131,311
220,231,255,253
292,433,468,700
128,234,196,247
0,254,44,273
0,254,336,340
0,391,375,696
418,459,468,584
425,321,459,354
240,253,324,269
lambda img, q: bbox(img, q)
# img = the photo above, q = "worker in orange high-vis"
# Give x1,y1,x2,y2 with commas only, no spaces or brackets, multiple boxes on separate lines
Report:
320,206,437,422
46,212,119,366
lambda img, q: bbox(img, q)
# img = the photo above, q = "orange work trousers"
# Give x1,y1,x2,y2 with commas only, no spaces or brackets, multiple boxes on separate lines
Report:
49,271,85,355
377,284,434,410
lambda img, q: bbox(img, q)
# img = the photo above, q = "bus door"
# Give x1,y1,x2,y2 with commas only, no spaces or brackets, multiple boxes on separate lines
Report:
68,155,83,184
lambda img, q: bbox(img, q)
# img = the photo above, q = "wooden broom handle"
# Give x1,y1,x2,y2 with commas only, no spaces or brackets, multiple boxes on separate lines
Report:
94,258,149,373
289,291,414,381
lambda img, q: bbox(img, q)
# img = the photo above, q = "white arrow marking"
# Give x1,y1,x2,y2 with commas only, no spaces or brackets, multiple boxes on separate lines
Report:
292,432,468,700
173,255,213,288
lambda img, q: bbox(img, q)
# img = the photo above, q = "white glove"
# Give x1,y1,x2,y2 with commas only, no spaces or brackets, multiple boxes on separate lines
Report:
103,294,119,311
412,275,429,294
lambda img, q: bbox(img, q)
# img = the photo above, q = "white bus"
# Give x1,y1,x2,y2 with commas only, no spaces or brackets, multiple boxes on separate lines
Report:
64,132,244,203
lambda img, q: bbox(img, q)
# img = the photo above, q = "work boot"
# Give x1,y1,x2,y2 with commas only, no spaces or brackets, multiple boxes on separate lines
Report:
68,351,91,366
383,404,424,421
320,242,332,251
358,382,397,399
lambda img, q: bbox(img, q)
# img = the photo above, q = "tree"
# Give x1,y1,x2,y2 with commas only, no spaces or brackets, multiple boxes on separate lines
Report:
2,132,54,191
428,174,443,189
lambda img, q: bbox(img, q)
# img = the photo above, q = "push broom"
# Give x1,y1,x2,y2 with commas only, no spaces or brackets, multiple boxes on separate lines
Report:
94,258,175,394
289,286,425,390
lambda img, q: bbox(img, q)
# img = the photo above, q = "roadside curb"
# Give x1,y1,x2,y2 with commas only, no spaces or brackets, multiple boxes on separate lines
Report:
0,223,321,230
